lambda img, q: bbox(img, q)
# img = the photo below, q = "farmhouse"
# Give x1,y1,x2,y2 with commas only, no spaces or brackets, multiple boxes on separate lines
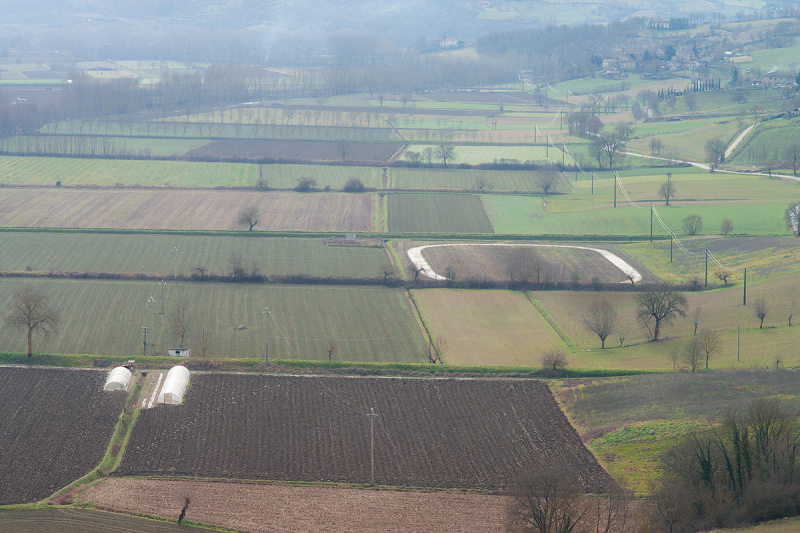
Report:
760,71,795,87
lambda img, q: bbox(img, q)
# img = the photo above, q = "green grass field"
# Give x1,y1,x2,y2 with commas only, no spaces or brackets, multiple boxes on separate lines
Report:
0,278,427,362
390,167,570,192
727,117,800,164
0,157,381,189
388,194,494,233
412,289,568,365
625,120,742,162
407,144,562,164
0,232,391,278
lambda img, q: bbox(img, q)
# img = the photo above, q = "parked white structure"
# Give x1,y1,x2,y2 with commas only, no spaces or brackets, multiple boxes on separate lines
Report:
103,366,132,391
157,365,190,405
168,348,191,357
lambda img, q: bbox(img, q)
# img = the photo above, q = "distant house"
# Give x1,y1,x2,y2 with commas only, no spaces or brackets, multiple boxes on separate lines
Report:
602,56,635,72
168,348,191,357
761,71,795,86
436,38,463,49
649,18,692,29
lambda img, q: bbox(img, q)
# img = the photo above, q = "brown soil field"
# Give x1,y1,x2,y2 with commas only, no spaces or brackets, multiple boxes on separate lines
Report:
117,374,615,492
420,244,631,283
0,189,375,232
0,368,120,505
187,139,400,162
83,478,509,533
0,508,212,533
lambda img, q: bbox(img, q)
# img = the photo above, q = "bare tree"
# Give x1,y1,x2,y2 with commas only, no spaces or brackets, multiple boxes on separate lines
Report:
658,180,677,206
433,144,457,167
754,296,769,328
237,205,259,231
5,285,59,356
682,214,702,235
704,138,726,172
720,218,733,236
199,327,212,360
535,167,561,196
540,350,568,374
507,469,588,533
170,299,190,348
229,253,246,281
698,330,719,369
336,139,350,160
650,137,664,155
421,147,434,166
435,335,448,362
691,307,702,335
583,299,618,349
506,247,544,284
599,132,625,169
715,269,732,286
636,283,689,341
684,336,703,372
785,142,800,177
408,264,424,283
668,343,681,370
324,340,338,361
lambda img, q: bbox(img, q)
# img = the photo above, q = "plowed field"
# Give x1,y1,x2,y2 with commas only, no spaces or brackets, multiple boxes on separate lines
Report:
0,189,375,232
83,478,509,533
0,368,120,504
118,374,615,492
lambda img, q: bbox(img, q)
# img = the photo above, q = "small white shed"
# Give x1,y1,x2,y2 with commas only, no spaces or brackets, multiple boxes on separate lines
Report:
157,365,190,405
168,348,191,357
103,366,132,391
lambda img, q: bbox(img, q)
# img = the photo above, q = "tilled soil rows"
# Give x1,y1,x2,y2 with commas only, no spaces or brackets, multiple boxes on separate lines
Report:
0,368,120,504
117,374,616,492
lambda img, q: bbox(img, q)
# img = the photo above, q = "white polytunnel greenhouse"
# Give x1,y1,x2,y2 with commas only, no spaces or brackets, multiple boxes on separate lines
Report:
157,365,190,405
103,366,132,391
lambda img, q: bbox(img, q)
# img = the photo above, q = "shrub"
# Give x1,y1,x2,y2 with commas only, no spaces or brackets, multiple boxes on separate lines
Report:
540,350,568,375
294,177,317,192
343,177,365,192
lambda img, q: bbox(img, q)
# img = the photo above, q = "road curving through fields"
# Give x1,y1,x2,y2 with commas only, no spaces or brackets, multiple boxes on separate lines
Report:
407,243,642,283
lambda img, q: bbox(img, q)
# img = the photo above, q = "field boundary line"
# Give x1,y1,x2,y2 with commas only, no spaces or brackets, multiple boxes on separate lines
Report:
405,290,437,362
524,292,577,350
385,241,409,280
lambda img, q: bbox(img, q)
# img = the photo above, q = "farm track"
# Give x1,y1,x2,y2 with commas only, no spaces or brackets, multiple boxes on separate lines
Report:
117,374,616,492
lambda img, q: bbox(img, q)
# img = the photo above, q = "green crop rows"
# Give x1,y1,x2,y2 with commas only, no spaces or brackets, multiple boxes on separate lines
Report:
388,194,495,233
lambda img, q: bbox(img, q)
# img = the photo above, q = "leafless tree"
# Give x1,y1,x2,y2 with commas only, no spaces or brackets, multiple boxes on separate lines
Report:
324,340,338,361
599,132,625,169
540,350,568,374
583,299,618,349
5,285,59,356
408,264,424,283
668,343,681,370
336,139,350,160
618,324,629,348
785,142,800,177
682,214,702,235
636,283,689,341
506,247,544,284
705,138,726,172
237,205,259,231
754,296,769,328
435,335,448,361
535,167,561,196
650,137,664,156
507,469,588,533
658,180,677,206
698,330,719,369
684,336,703,372
691,307,702,335
229,253,246,281
199,327,212,360
170,299,190,348
715,270,732,286
720,218,733,236
422,147,434,166
434,144,457,167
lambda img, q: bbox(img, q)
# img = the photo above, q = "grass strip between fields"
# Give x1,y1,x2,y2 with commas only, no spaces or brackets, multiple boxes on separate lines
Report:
0,353,651,378
525,292,577,349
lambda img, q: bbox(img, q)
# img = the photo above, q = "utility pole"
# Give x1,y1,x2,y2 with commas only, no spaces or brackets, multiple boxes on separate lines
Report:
262,307,270,364
650,204,653,242
148,297,156,351
367,408,378,485
704,248,708,287
737,324,740,362
434,247,438,278
172,246,178,279
613,172,617,208
160,280,166,314
546,133,549,157
591,172,594,195
743,267,747,305
142,326,148,356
